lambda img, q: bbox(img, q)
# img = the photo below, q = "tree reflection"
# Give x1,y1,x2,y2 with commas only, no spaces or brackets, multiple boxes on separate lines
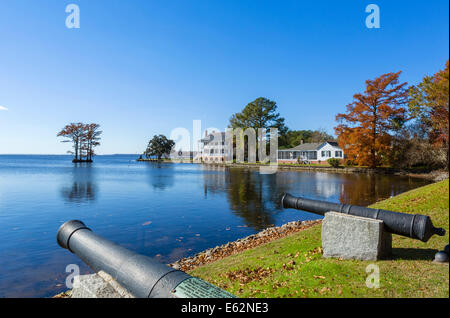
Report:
271,171,430,207
60,164,97,203
338,174,429,206
145,162,175,190
202,168,431,231
203,167,288,231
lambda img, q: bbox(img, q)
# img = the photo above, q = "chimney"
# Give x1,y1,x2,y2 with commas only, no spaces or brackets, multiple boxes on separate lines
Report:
300,139,304,145
205,130,208,137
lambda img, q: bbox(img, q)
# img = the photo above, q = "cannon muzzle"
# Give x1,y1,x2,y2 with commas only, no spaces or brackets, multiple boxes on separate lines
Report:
281,193,445,242
57,220,236,298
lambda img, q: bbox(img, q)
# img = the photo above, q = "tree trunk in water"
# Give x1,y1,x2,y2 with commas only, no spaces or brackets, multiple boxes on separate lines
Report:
75,139,79,161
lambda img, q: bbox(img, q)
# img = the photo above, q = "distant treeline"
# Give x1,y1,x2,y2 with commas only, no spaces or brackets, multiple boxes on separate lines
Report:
278,129,335,149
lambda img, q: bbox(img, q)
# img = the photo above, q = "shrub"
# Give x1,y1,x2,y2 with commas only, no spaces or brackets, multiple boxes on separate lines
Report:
327,158,341,168
345,159,354,166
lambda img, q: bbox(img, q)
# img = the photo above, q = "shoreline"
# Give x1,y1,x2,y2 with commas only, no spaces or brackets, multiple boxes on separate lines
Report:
53,178,448,298
188,180,449,298
168,220,322,272
137,159,448,181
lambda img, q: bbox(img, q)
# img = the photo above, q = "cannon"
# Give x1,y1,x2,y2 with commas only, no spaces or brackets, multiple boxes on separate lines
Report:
281,193,445,242
57,220,236,298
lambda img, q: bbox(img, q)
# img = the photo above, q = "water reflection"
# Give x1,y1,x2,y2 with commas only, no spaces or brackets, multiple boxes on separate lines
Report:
202,167,289,230
0,155,432,298
338,174,420,206
201,165,227,198
273,171,343,200
269,171,428,206
60,164,97,203
202,167,430,230
145,163,175,190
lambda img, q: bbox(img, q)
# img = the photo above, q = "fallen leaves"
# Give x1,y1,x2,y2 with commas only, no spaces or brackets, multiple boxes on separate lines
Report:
168,220,322,272
302,246,324,263
313,275,326,280
224,267,275,284
319,287,332,294
310,247,323,255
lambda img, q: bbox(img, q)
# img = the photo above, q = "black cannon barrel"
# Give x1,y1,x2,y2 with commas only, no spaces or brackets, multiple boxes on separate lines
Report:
57,220,236,298
281,193,445,242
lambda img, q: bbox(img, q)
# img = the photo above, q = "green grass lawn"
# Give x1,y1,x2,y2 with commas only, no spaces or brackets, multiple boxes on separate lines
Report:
189,180,449,298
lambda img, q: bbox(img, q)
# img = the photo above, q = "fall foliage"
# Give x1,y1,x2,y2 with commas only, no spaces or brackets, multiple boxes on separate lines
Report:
57,123,102,162
409,60,449,166
335,72,409,168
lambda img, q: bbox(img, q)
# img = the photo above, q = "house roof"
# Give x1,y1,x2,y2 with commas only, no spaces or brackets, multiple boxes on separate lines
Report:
327,141,339,147
200,132,225,143
281,143,323,151
279,141,341,152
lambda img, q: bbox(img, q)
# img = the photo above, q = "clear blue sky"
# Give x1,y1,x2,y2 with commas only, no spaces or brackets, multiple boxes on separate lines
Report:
0,0,448,154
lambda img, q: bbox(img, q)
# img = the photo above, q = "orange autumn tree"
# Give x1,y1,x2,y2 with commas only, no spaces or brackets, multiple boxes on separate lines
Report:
57,122,85,161
335,72,409,168
409,61,449,167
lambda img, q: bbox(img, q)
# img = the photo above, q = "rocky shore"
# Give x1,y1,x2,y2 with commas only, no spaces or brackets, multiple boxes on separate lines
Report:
415,170,449,182
168,220,322,272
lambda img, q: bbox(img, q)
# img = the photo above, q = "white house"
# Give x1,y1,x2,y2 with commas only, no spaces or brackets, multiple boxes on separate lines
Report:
277,141,344,164
197,131,226,163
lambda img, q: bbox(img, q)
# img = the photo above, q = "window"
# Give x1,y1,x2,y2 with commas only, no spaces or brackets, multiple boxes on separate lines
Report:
322,151,331,157
279,151,289,159
335,151,342,157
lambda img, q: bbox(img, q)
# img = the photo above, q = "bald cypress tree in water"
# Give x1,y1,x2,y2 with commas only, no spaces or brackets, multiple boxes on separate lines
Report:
57,123,102,162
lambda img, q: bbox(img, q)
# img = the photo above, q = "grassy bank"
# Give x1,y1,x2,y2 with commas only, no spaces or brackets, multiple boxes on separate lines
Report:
189,180,449,298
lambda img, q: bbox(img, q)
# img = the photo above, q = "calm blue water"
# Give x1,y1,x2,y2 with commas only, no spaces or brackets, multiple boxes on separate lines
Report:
0,155,430,297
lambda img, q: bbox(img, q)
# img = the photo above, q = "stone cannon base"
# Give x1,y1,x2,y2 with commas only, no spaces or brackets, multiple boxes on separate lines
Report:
71,271,134,298
322,212,392,261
